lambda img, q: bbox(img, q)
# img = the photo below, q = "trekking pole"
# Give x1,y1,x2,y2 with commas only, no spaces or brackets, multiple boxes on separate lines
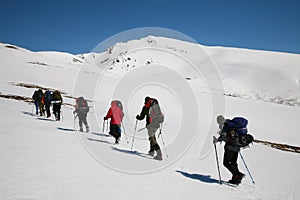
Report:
61,105,64,122
158,123,168,158
32,102,34,115
106,120,109,132
121,121,129,144
214,143,222,185
131,120,138,151
239,151,255,184
102,120,106,141
73,113,77,131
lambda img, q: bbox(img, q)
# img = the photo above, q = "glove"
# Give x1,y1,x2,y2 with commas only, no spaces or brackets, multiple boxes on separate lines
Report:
213,136,219,144
73,110,76,114
103,117,107,120
136,115,140,120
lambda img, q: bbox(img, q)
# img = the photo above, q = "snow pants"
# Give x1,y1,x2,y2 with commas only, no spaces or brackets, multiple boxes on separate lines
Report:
78,112,88,128
223,148,240,176
147,127,161,153
53,104,61,121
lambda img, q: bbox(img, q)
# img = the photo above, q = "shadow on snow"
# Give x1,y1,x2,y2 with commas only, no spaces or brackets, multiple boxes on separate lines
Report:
176,170,220,184
87,138,113,145
22,111,35,116
112,147,152,160
57,127,75,132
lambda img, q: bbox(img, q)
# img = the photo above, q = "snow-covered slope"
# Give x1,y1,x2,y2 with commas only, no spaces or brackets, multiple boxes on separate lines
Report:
0,38,299,200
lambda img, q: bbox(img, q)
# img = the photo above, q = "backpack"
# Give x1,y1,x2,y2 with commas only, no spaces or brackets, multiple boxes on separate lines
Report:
229,117,254,147
76,97,89,113
149,99,164,124
237,134,254,147
231,117,248,135
114,100,123,112
52,90,62,100
45,90,52,103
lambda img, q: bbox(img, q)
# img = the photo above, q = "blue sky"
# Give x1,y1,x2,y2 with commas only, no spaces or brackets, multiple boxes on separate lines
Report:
1,0,299,54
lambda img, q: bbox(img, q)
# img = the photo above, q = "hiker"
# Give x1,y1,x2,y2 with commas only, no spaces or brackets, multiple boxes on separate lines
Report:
32,89,41,115
136,96,164,161
33,89,45,116
104,100,124,144
44,90,52,118
213,115,250,185
51,90,63,121
73,97,89,132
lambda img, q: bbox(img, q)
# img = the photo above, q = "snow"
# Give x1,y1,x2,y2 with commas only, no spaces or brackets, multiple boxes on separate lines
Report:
0,38,300,200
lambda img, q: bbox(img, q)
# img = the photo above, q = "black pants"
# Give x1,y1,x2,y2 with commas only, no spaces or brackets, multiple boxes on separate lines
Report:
109,124,121,140
223,149,240,176
53,104,61,120
45,102,51,117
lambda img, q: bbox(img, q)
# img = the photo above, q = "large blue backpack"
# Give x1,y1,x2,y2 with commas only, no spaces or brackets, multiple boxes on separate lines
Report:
231,117,248,135
229,117,254,147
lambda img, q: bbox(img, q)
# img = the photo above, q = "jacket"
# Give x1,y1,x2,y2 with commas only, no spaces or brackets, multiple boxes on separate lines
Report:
105,101,123,125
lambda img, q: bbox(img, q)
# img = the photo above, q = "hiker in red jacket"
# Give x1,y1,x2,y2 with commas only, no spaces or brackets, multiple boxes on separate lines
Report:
104,100,124,144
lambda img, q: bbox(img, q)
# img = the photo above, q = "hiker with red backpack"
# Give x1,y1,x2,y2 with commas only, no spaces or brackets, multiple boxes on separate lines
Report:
74,97,89,132
213,115,254,185
136,96,164,161
104,100,124,144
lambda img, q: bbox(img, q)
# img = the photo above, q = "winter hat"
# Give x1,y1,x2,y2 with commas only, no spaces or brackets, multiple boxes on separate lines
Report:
217,115,226,124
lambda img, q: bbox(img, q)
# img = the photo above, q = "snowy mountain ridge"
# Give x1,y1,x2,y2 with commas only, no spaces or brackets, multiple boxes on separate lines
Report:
77,36,300,107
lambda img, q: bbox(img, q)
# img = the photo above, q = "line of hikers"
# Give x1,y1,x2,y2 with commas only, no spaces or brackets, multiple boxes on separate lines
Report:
32,89,63,121
32,91,254,183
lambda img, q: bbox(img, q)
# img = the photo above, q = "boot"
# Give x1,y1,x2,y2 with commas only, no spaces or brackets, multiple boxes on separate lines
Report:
86,126,89,133
148,150,155,157
237,172,245,182
153,149,163,161
228,175,240,185
79,127,83,132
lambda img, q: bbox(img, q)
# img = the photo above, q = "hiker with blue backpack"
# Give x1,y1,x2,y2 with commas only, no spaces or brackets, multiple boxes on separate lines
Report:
44,90,52,118
136,97,164,161
213,115,254,185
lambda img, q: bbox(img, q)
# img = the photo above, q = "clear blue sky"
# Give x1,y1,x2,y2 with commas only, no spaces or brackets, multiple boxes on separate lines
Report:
1,0,299,54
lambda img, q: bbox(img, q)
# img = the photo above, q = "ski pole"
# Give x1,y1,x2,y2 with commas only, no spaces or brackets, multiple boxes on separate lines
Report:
239,151,255,184
214,143,222,185
131,120,138,151
121,121,129,144
158,123,168,158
